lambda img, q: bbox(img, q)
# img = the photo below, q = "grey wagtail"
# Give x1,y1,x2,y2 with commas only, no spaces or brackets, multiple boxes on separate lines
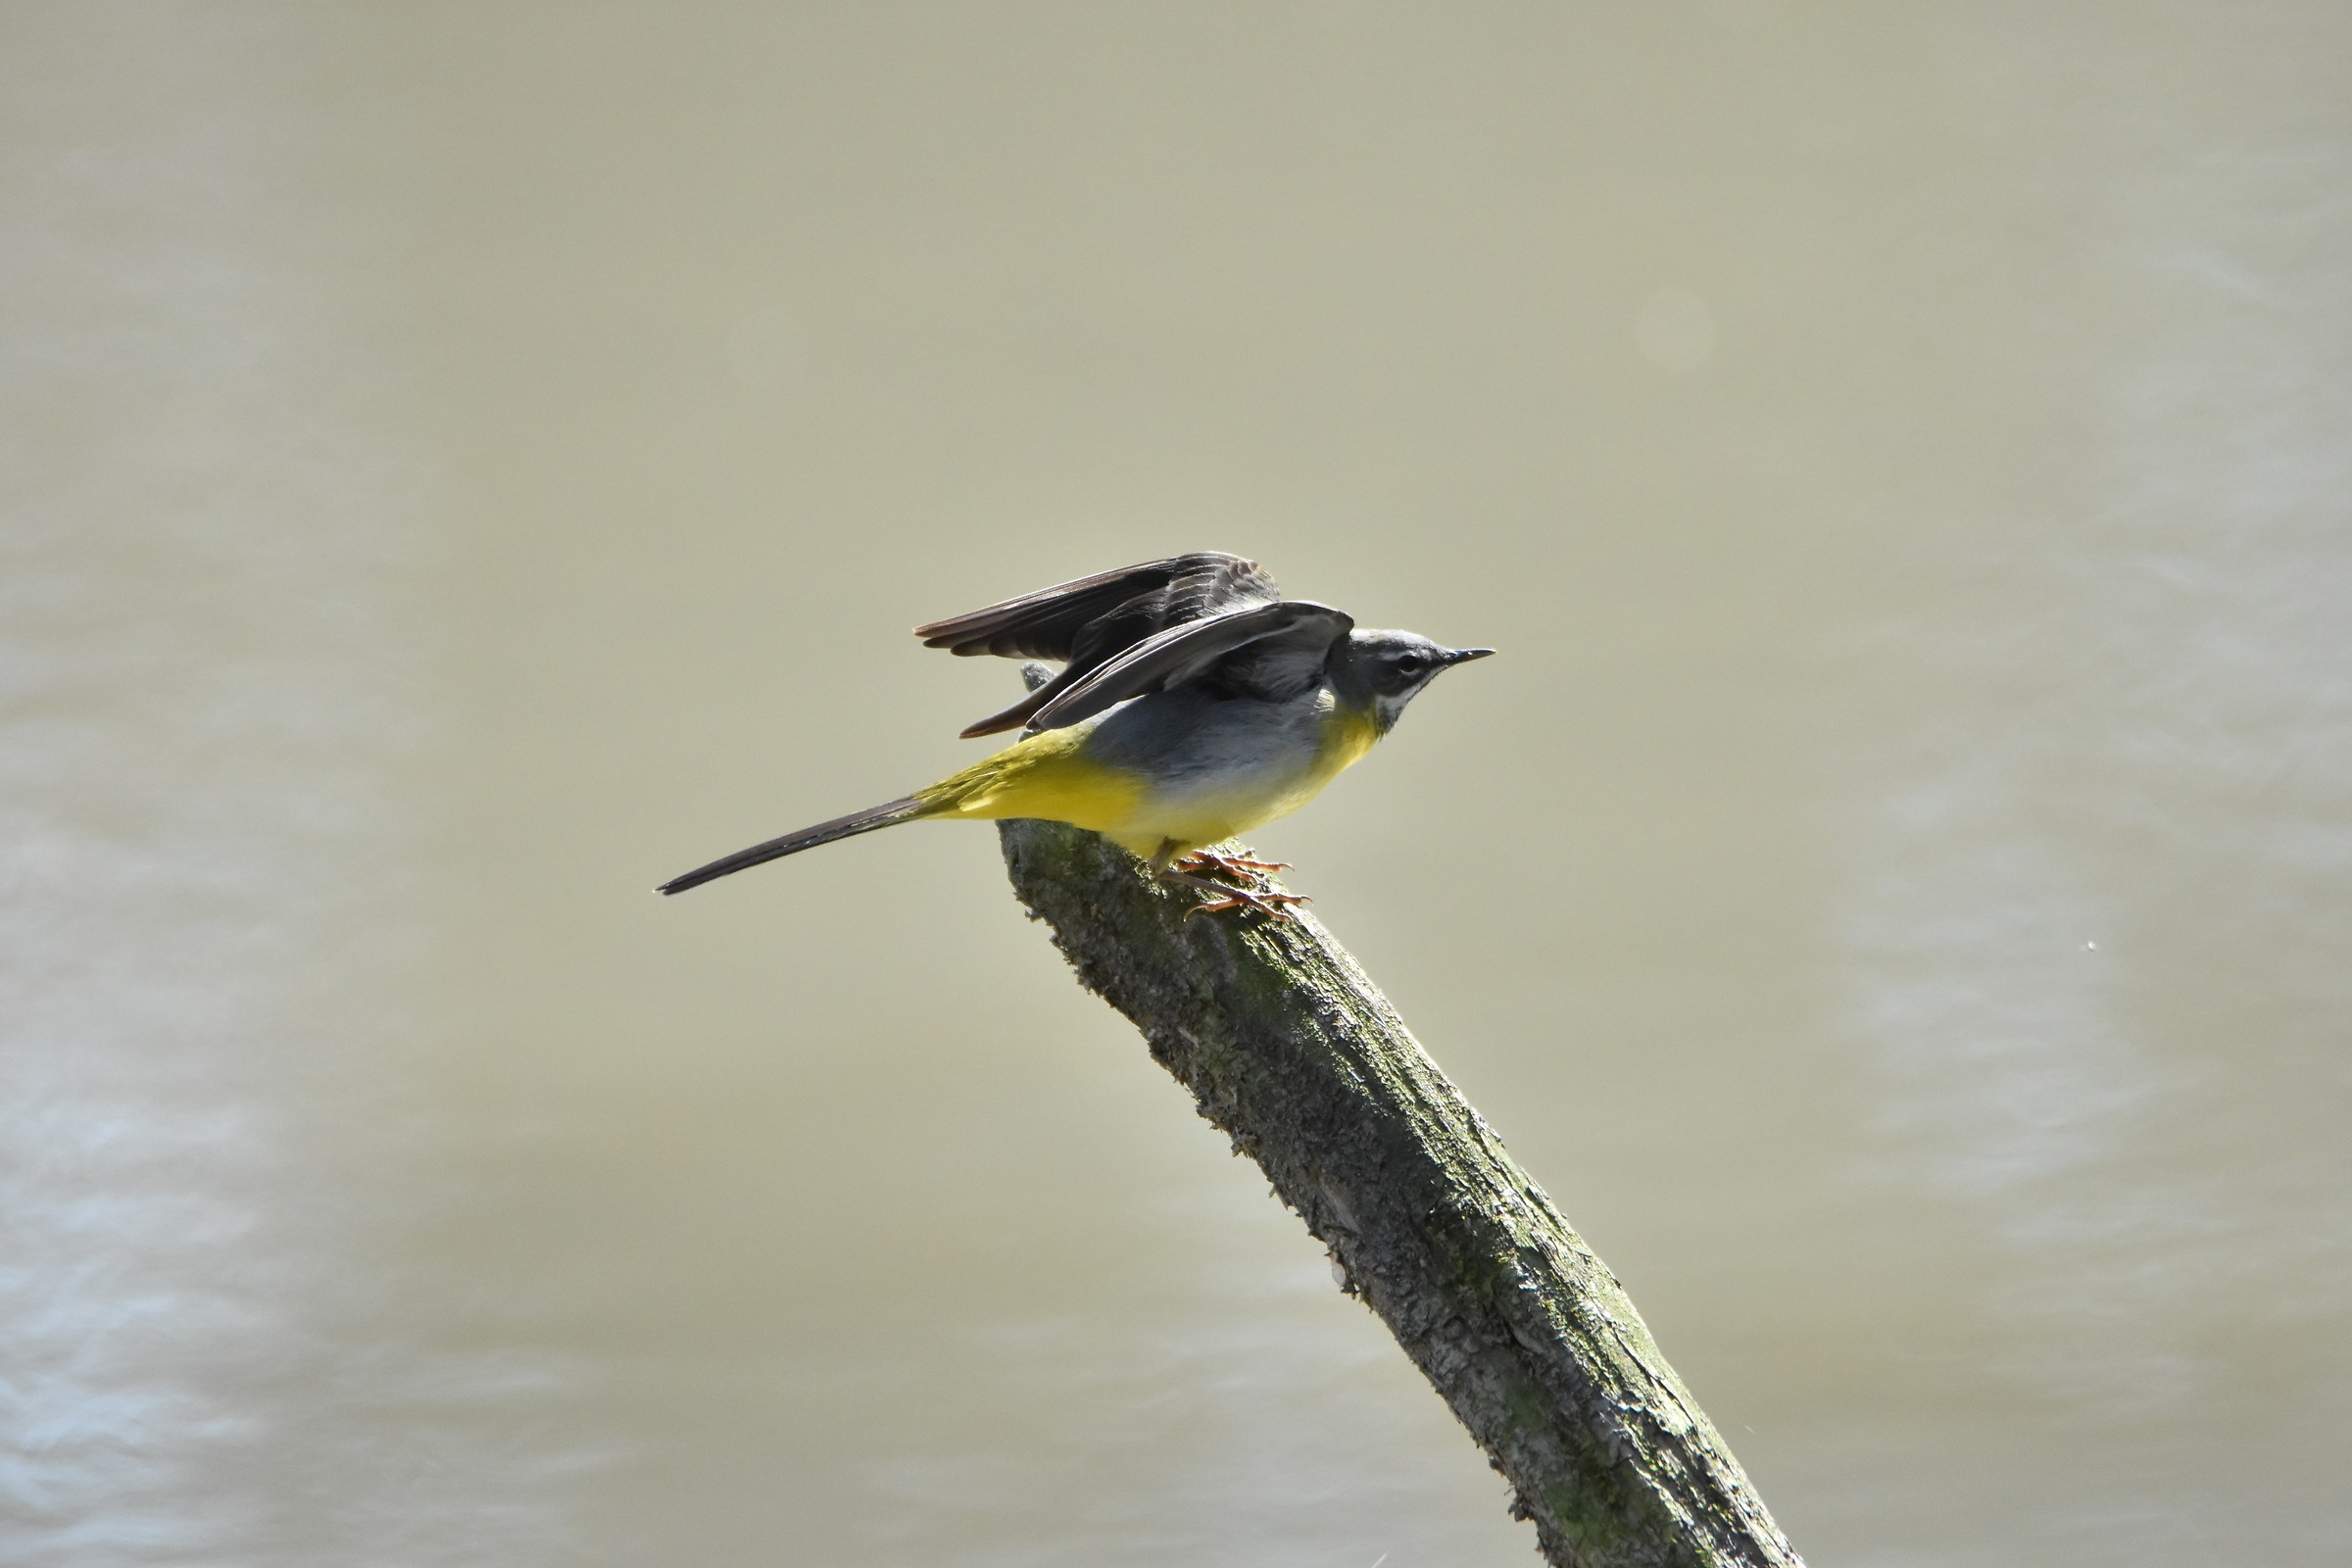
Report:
656,552,1493,916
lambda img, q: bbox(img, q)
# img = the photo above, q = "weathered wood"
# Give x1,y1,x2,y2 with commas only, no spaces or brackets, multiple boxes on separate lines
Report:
995,815,1802,1568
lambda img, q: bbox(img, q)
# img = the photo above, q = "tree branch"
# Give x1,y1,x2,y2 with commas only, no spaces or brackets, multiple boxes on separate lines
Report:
995,813,1802,1567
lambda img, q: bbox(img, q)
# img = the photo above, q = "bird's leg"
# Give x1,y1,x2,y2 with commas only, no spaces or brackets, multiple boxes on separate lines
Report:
1159,868,1311,921
1170,845,1293,881
1149,841,1310,922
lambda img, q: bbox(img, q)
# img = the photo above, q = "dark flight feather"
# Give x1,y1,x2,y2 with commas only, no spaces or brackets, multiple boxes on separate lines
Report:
913,552,1281,736
1027,600,1355,732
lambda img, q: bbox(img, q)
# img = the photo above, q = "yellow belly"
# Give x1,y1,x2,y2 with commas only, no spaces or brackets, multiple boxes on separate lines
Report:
919,704,1381,859
1127,706,1380,851
918,724,1150,838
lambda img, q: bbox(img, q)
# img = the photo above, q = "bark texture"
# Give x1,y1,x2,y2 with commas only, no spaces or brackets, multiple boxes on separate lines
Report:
995,816,1802,1568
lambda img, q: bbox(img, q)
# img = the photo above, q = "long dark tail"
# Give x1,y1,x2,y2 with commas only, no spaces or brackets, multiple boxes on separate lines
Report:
656,796,932,895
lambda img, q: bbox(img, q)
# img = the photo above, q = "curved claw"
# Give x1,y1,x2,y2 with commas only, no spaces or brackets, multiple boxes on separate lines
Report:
1173,848,1293,879
1182,886,1311,922
1156,855,1311,922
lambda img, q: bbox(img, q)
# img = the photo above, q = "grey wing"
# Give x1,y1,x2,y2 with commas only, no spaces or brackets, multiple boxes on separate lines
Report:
912,552,1276,660
1027,601,1354,732
913,552,1281,737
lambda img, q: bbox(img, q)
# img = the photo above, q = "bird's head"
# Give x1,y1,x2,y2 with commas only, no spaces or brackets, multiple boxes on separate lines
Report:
1341,630,1495,732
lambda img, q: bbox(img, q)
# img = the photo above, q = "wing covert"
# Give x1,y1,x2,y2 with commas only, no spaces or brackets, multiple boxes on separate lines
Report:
916,552,1283,737
1027,600,1353,732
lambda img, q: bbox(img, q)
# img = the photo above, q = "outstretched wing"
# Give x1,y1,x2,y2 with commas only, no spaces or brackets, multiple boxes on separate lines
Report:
914,552,1281,737
1027,600,1354,732
914,552,1276,660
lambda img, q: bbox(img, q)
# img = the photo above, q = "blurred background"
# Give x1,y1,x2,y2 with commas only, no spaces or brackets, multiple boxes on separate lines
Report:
6,4,2348,1564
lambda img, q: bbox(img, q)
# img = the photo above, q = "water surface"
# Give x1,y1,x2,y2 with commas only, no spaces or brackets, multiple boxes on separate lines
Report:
5,5,2347,1564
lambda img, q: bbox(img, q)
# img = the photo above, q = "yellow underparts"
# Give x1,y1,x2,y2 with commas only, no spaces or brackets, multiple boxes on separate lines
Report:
915,724,1152,845
916,702,1384,861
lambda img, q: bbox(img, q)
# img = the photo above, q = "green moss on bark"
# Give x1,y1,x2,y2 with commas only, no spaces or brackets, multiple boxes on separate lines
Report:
997,816,1802,1568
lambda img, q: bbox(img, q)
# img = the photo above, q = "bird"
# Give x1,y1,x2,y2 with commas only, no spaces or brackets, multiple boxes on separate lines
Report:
655,552,1494,917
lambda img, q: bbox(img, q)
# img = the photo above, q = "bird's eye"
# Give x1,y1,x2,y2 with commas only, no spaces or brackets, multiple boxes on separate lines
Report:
1396,656,1426,677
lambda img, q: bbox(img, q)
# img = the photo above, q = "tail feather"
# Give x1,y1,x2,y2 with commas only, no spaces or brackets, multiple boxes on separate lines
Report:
656,796,931,895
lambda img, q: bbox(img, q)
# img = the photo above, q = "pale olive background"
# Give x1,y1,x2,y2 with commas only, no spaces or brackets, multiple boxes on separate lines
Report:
6,4,2349,1566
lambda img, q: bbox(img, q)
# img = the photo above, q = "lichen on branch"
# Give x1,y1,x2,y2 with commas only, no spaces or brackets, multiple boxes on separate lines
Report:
995,815,1802,1568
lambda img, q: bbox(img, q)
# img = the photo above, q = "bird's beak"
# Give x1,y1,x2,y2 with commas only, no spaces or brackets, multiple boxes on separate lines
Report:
1446,647,1496,664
